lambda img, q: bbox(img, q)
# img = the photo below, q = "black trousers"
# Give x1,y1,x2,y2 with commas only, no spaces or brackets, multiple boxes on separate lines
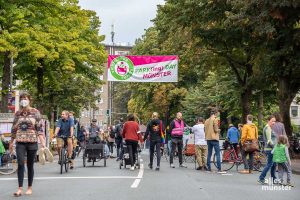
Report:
170,138,183,164
150,141,161,167
108,142,114,154
16,142,38,187
115,138,122,158
125,140,138,167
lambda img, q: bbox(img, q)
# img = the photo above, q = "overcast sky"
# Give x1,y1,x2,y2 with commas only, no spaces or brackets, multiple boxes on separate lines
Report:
78,0,165,45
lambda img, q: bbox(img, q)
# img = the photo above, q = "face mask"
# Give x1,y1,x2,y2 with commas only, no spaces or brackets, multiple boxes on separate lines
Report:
20,99,29,107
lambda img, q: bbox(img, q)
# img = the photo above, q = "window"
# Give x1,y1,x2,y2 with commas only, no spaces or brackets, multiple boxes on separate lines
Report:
115,51,129,55
99,98,103,104
99,75,104,80
291,106,298,117
99,86,104,93
99,109,103,116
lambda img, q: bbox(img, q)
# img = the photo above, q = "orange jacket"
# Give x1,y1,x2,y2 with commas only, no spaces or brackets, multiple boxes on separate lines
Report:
241,123,258,144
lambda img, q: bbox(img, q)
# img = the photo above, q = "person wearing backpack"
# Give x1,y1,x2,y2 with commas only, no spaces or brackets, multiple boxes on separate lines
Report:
169,112,187,168
144,112,165,171
115,118,124,161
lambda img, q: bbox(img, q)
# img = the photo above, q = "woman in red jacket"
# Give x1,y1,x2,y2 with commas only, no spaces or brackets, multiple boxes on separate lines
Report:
122,114,140,171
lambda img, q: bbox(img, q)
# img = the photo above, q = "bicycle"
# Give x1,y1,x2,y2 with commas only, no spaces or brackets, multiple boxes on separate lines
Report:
213,144,267,171
0,152,18,175
57,136,71,174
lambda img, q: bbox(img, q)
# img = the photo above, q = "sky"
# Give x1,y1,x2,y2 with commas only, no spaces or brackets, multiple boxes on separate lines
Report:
78,0,165,45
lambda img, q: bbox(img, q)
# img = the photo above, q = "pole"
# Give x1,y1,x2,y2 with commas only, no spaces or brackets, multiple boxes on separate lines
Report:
10,55,13,92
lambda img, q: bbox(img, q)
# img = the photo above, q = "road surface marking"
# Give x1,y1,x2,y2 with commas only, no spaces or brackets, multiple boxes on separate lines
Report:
131,179,141,188
0,176,138,181
221,173,233,176
131,163,144,188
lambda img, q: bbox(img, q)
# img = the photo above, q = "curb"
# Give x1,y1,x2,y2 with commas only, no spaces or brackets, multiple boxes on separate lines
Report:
292,169,300,175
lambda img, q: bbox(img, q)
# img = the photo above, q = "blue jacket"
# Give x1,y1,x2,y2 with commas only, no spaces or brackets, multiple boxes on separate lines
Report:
227,127,240,144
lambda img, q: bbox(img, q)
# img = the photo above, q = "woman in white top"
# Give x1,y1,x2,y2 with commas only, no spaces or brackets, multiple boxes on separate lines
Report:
192,117,208,170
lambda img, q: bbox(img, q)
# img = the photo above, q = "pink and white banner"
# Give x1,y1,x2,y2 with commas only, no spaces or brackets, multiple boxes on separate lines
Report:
107,55,178,82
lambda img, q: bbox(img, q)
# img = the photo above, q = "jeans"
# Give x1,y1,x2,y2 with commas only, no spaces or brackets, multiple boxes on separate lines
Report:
170,138,183,165
108,142,114,154
207,140,221,171
150,141,161,167
115,138,122,158
16,142,38,187
126,140,138,167
259,150,276,181
167,140,172,155
277,162,292,183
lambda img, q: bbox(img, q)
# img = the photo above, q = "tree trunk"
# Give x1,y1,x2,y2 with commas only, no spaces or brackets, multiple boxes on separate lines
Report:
240,86,252,124
258,91,264,130
36,65,44,112
0,52,11,113
278,76,297,137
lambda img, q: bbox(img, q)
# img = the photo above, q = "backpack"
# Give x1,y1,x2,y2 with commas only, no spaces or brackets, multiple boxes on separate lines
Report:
110,128,116,138
115,123,123,139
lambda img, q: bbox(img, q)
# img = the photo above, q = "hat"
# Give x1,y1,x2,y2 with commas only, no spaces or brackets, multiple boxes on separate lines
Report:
92,119,97,122
229,124,234,127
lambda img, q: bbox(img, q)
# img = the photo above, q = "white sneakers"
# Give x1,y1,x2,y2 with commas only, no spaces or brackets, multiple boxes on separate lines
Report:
130,166,135,171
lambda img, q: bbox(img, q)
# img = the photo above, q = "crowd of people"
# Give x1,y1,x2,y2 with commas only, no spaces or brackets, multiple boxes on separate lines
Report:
4,92,294,197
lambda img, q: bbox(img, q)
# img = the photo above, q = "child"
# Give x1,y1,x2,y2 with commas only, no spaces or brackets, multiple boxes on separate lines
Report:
0,132,5,167
272,135,293,187
227,124,240,154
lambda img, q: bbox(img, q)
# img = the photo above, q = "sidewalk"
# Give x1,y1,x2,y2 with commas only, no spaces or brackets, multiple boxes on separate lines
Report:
291,159,300,175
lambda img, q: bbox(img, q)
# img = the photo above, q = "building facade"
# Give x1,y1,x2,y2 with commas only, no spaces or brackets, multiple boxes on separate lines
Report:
79,44,132,129
291,93,300,131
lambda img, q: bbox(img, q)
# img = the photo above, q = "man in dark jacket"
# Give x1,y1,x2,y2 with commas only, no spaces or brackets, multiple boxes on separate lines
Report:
115,118,124,161
144,112,164,171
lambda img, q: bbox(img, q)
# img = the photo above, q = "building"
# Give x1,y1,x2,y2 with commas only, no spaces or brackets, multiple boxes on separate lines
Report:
79,43,132,129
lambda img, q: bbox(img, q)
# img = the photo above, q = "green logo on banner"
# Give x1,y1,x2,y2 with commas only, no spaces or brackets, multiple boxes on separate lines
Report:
110,56,134,80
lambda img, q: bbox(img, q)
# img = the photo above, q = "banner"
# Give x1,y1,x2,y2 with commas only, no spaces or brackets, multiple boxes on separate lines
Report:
107,55,178,82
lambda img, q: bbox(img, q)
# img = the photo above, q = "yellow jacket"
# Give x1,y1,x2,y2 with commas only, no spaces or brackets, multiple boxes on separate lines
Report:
241,123,258,144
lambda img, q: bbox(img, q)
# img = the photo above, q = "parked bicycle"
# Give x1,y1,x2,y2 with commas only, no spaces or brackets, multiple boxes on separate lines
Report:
213,143,267,171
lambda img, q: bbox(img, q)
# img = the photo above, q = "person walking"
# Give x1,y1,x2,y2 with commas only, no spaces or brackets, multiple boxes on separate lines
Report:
115,118,124,161
272,113,287,139
192,117,208,170
122,114,140,171
108,126,116,158
205,109,225,173
258,115,277,184
240,115,258,174
144,112,164,171
9,92,46,197
169,112,187,168
272,135,293,187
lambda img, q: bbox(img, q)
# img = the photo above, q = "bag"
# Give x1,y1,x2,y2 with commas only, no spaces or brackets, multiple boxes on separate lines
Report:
160,121,165,144
243,139,259,152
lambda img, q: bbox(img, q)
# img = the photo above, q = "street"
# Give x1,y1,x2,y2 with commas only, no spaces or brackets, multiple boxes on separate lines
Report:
0,150,299,200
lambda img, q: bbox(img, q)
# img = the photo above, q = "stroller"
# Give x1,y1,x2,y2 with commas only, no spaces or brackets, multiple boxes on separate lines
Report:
119,141,141,169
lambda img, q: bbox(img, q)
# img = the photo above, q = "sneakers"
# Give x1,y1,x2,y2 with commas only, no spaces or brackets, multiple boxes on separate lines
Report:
170,163,175,168
116,158,120,161
286,183,294,187
179,164,187,168
38,149,46,165
257,179,266,185
148,163,153,169
155,166,160,171
44,148,54,162
130,166,135,171
217,170,227,174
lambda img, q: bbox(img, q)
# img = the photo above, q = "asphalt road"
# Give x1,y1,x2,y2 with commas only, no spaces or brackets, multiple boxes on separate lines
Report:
0,149,299,200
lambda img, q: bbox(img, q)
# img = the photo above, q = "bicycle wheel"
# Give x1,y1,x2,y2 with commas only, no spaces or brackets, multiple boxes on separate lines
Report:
253,151,267,172
213,149,235,171
0,155,17,175
103,149,107,167
83,150,86,167
64,150,69,172
60,149,64,174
